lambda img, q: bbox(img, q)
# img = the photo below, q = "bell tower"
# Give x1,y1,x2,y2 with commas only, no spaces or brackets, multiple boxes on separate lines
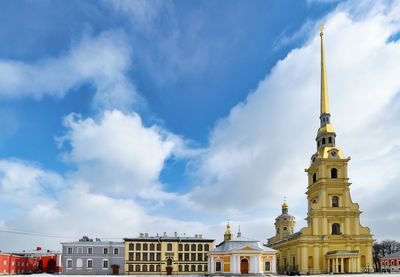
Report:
274,201,296,241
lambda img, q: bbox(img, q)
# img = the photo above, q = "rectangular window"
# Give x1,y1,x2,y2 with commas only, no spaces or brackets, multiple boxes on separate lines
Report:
129,253,134,261
102,260,108,269
184,253,189,261
150,244,155,251
67,259,72,269
87,260,93,269
178,253,182,261
87,247,93,254
114,248,119,255
198,253,202,261
150,253,155,261
128,264,134,272
143,253,148,261
67,247,73,254
136,253,141,261
157,244,161,251
136,244,141,251
178,244,183,251
156,253,161,261
191,253,196,261
129,243,134,251
103,248,108,255
167,243,173,251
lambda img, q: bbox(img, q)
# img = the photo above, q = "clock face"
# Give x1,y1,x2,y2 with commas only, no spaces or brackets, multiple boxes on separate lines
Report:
330,150,337,157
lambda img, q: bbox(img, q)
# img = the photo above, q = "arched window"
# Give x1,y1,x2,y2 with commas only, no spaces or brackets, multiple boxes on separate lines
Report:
322,138,326,145
198,244,203,251
312,173,316,183
149,265,154,272
135,265,140,272
167,258,172,266
332,196,339,207
331,168,338,178
167,243,172,251
215,261,222,272
191,244,196,251
184,244,189,251
143,243,148,251
142,265,147,272
328,137,332,144
332,223,340,235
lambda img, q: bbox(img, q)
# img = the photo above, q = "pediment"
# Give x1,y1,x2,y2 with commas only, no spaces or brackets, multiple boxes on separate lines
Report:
240,246,256,251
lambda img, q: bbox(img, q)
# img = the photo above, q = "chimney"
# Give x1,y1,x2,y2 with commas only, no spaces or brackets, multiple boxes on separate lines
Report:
199,234,203,239
163,232,167,237
195,234,198,238
174,232,177,237
140,233,144,238
145,233,148,238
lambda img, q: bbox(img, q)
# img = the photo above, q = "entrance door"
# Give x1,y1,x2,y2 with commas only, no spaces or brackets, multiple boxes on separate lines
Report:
111,265,120,275
166,266,173,275
47,259,56,273
241,258,249,274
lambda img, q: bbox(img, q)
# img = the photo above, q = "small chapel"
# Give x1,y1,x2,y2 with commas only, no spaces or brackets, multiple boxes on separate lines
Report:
208,223,277,275
267,27,373,274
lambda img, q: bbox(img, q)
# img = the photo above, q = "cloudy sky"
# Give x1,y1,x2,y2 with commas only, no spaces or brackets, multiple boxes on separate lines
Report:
1,0,400,251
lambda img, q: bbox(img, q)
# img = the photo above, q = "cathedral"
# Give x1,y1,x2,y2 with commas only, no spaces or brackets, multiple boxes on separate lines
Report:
267,27,373,274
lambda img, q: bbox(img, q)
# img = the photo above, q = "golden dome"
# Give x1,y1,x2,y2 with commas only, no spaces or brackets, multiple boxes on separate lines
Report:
282,202,288,209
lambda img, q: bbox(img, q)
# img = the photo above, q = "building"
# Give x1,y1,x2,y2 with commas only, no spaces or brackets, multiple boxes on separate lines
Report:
0,253,39,275
267,27,373,274
208,223,277,275
124,232,214,275
380,251,400,272
61,236,125,275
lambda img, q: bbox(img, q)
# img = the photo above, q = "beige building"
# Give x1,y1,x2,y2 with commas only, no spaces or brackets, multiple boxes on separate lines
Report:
267,27,373,274
124,232,214,275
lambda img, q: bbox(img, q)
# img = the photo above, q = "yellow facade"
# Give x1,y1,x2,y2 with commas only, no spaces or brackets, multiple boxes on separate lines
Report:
124,233,214,275
267,28,373,274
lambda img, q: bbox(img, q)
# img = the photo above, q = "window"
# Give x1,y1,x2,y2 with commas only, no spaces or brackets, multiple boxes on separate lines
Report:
184,265,189,272
114,248,119,255
150,253,155,261
391,260,395,266
178,244,183,251
185,253,189,261
191,244,196,251
179,265,182,272
129,243,134,251
198,253,203,261
87,259,93,269
283,227,287,231
150,243,155,251
150,265,154,272
191,265,196,272
66,259,72,269
67,247,72,254
103,248,108,255
332,196,339,207
198,265,202,272
178,253,183,261
143,253,148,261
313,173,317,183
205,265,208,272
205,244,209,251
191,253,196,261
156,253,161,261
184,244,189,251
167,258,172,266
265,261,271,271
129,253,134,261
136,253,141,261
167,243,173,251
332,223,340,235
76,259,82,268
128,264,133,272
142,265,147,272
198,244,203,251
277,228,280,234
331,168,338,179
328,137,332,143
156,265,160,272
143,244,148,251
136,243,141,251
102,260,108,269
135,265,140,272
157,243,161,251
322,138,326,145
215,261,222,272
87,247,93,254
205,254,208,261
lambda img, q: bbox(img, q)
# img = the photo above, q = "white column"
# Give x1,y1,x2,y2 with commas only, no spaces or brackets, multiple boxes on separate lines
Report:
236,256,241,273
249,256,253,273
255,255,260,273
271,256,277,274
211,256,215,273
231,255,235,274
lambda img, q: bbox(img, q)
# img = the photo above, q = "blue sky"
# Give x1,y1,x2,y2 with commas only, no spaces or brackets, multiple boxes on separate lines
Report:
1,0,400,251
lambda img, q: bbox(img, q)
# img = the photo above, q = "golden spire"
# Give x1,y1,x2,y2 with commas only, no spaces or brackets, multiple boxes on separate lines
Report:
224,221,233,241
320,24,329,115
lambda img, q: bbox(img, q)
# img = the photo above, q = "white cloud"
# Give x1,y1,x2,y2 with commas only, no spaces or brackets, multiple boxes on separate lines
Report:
0,31,135,110
185,0,400,241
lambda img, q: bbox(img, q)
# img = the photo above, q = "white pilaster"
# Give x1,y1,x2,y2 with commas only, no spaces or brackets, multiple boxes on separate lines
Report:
211,256,215,273
231,255,236,274
236,255,241,273
271,256,277,274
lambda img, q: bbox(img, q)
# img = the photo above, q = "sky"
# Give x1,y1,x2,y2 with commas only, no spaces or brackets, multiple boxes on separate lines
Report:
0,0,400,251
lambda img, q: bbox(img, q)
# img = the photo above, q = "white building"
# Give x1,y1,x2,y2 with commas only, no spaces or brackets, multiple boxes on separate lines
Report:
208,224,277,275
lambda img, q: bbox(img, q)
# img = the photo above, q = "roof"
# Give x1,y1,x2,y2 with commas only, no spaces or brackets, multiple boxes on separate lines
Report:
211,236,276,253
61,241,124,246
383,251,400,259
124,236,214,242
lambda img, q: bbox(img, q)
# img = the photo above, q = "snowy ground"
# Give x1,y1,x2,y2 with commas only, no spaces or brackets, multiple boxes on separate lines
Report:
5,273,400,277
